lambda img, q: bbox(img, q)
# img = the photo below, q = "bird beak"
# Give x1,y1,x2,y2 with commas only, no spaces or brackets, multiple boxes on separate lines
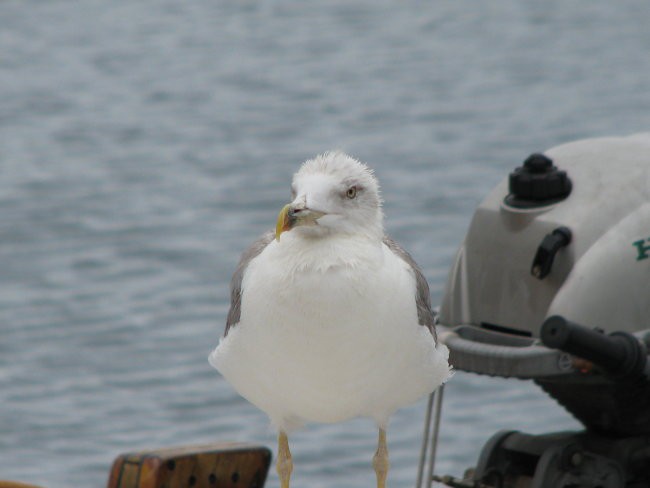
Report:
275,202,326,241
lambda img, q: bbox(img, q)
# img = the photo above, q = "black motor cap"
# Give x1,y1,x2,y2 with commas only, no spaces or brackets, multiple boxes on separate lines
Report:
505,153,572,208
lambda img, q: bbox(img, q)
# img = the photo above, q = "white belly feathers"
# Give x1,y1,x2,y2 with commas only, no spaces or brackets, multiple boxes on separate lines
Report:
210,233,449,431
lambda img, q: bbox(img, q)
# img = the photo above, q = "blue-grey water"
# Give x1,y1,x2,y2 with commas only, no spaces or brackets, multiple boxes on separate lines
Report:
2,1,650,486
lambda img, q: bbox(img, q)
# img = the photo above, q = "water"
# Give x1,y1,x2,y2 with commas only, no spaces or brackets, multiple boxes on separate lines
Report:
2,1,650,486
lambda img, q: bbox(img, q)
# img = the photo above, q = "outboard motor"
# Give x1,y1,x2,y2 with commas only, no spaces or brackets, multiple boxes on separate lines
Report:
418,133,650,488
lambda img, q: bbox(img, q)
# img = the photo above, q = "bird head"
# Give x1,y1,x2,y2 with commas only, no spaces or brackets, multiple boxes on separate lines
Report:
276,152,384,241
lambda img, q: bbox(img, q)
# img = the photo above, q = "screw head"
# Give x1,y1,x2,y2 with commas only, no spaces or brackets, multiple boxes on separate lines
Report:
570,451,584,467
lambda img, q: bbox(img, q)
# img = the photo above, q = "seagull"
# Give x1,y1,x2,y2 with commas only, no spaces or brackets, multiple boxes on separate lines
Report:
210,152,451,488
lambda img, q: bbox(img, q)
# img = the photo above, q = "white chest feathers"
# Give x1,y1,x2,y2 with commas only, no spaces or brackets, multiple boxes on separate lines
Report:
210,233,450,431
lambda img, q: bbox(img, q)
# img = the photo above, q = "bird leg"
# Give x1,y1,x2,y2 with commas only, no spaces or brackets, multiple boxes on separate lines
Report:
372,428,389,488
277,431,293,488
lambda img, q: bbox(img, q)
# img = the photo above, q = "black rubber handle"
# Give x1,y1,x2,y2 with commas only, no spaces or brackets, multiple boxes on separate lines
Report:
541,315,647,379
531,226,572,279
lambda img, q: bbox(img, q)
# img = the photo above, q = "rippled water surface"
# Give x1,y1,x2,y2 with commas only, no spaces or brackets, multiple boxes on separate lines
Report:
2,1,650,486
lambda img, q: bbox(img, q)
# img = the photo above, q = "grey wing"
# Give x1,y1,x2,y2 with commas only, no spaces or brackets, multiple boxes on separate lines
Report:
224,231,275,337
383,235,437,340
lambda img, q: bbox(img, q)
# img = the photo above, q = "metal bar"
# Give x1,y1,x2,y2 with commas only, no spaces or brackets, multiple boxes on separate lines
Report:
416,392,435,488
426,384,445,488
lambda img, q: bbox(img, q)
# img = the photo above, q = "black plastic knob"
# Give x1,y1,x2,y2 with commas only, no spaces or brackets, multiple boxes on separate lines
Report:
505,153,572,208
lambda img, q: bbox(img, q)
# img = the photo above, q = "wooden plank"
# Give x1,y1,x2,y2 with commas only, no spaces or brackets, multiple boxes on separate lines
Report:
107,443,272,488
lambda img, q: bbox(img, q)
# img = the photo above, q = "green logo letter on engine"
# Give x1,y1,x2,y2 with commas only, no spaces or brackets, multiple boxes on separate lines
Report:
633,239,650,261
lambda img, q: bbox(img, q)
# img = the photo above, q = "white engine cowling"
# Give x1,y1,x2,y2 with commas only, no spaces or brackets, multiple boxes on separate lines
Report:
439,132,650,336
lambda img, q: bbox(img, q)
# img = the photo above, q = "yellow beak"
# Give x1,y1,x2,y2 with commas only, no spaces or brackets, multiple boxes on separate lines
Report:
275,204,293,241
275,203,326,241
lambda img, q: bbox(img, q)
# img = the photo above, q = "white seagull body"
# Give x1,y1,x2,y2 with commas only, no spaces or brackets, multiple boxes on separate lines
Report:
210,152,451,488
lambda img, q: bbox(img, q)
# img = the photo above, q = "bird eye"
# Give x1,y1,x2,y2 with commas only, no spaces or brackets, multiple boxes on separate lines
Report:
346,186,357,199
